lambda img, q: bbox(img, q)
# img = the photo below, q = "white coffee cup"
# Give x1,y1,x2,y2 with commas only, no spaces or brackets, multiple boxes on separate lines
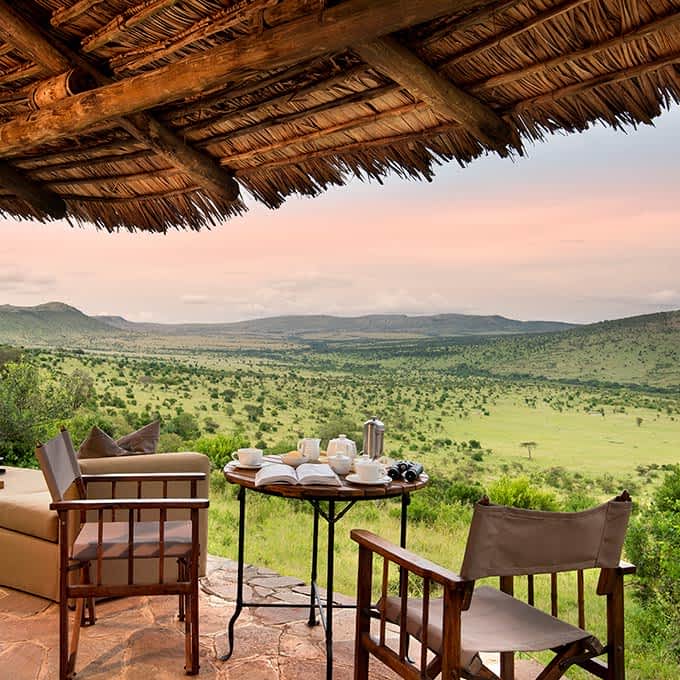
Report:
328,454,352,476
355,458,383,482
297,438,321,461
232,448,263,466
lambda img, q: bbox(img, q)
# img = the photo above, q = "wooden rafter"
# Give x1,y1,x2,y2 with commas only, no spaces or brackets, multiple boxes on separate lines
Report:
51,0,104,27
469,10,680,92
0,0,240,204
441,0,592,69
421,0,524,46
0,0,488,157
196,83,401,150
355,37,515,151
82,0,182,54
176,64,373,135
221,101,430,165
110,0,276,73
0,160,66,217
236,45,680,176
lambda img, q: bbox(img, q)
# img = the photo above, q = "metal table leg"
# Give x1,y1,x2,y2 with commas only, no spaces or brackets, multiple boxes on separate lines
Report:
399,494,411,661
308,500,320,627
219,486,246,661
325,500,335,680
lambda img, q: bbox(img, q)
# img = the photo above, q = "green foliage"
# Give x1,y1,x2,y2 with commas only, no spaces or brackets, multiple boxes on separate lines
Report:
487,476,558,510
626,473,680,659
654,464,680,513
317,417,363,450
166,412,201,440
0,360,93,466
192,432,250,470
0,345,21,368
158,432,184,453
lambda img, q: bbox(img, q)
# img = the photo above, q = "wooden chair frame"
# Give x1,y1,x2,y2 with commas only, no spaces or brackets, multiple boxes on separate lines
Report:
37,432,208,679
351,529,635,680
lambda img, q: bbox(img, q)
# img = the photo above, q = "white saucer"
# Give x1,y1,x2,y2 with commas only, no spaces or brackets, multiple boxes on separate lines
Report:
226,461,263,470
345,473,391,486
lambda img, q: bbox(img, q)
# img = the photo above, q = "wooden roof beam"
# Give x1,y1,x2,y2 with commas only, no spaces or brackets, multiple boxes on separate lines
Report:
0,0,489,157
0,1,240,204
51,0,104,28
82,0,182,54
354,37,516,152
0,161,66,218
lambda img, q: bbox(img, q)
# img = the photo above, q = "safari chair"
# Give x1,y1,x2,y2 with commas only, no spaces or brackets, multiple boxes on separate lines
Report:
352,492,633,680
36,428,209,679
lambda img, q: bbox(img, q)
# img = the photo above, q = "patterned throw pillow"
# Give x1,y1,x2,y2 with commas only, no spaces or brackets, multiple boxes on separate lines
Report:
77,421,160,459
77,426,127,459
116,420,160,454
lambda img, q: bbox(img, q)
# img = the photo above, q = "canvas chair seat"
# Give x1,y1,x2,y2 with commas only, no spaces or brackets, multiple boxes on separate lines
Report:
72,520,193,562
382,585,597,673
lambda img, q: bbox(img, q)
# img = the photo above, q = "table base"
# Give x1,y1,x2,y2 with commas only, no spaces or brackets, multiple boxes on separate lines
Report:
219,486,411,680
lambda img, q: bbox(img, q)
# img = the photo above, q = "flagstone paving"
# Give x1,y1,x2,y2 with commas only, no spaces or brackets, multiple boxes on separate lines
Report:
0,555,542,679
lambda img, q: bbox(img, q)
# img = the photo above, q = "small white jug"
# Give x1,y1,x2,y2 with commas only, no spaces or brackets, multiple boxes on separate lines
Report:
297,437,321,461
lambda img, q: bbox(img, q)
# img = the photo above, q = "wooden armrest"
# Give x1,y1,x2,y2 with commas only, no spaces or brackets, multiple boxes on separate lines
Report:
597,561,637,594
50,498,209,512
81,472,206,484
617,560,636,575
351,529,467,588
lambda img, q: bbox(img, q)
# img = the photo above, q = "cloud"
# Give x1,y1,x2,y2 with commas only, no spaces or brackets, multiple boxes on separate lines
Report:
180,294,212,305
0,269,56,292
647,289,680,303
269,273,350,293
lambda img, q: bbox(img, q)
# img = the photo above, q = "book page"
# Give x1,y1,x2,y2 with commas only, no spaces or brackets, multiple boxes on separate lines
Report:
254,463,298,487
296,463,340,486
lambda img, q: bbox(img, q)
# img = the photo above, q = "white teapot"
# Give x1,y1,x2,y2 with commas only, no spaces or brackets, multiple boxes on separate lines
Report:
326,434,357,458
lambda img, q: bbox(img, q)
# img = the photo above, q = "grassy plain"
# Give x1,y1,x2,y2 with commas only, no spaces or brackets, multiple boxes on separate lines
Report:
14,315,680,679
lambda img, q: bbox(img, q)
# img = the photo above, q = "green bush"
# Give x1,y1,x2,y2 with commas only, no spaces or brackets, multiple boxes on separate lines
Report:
0,361,92,467
487,476,558,510
626,466,680,658
192,431,249,470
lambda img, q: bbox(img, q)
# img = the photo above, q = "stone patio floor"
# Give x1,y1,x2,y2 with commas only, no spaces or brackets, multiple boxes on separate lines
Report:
0,555,543,679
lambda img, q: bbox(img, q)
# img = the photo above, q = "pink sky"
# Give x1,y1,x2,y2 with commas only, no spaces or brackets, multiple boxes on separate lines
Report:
1,108,679,324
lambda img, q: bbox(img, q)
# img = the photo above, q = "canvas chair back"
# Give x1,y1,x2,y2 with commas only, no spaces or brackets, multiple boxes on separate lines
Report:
36,429,84,502
460,496,632,580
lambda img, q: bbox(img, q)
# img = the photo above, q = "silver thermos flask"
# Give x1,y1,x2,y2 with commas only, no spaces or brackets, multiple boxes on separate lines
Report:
363,417,385,460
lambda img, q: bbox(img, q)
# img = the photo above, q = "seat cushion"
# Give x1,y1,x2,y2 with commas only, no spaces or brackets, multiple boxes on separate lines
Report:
382,585,596,673
0,466,49,494
72,520,193,562
0,490,57,542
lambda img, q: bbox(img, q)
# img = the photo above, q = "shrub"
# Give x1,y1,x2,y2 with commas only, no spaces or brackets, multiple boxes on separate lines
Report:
192,432,249,470
626,466,680,658
487,476,558,511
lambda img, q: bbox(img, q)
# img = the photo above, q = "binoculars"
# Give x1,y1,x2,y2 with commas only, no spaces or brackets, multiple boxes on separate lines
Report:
387,460,424,482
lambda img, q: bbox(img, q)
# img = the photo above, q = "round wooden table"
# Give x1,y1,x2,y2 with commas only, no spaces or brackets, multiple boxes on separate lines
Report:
220,464,428,680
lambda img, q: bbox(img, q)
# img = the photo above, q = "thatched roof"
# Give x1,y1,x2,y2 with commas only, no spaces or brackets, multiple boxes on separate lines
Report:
0,0,677,232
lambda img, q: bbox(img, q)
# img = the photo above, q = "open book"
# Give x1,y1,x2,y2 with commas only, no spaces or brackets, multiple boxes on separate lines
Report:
255,463,340,487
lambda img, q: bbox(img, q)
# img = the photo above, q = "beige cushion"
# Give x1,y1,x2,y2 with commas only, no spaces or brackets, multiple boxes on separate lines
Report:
117,420,160,454
0,466,49,494
0,467,57,542
78,426,127,459
383,586,595,673
0,490,57,542
72,520,192,561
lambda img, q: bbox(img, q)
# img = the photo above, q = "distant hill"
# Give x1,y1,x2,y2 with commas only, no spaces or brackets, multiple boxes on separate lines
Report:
364,310,680,389
95,312,576,339
0,302,119,346
0,302,578,347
